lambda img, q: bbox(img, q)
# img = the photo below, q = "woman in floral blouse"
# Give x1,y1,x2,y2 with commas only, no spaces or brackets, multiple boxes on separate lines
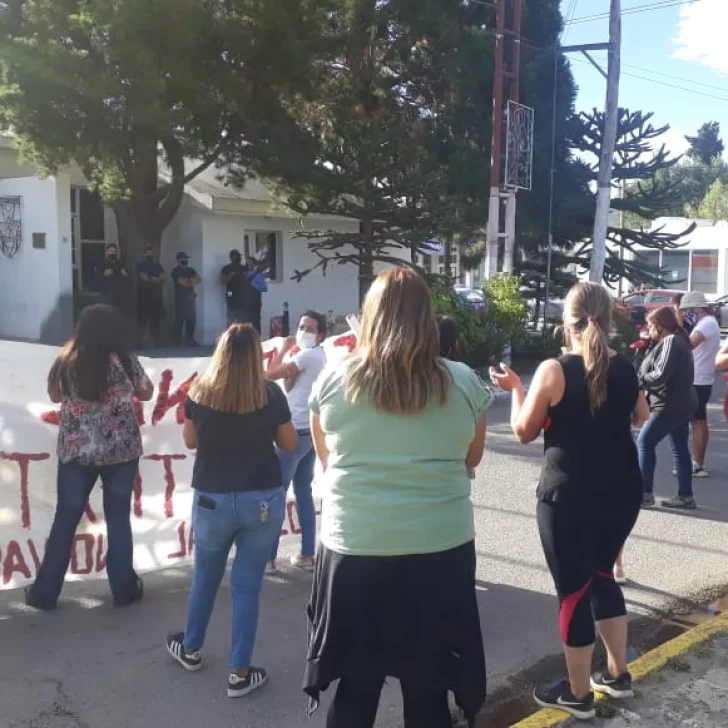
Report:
25,304,154,610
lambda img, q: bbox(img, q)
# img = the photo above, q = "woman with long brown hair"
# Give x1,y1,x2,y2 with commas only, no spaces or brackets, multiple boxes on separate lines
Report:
166,324,297,699
25,304,154,610
637,306,698,508
305,269,492,728
490,283,649,720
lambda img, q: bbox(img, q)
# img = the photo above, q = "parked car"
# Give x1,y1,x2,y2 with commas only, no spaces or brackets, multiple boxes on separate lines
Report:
454,286,486,311
618,289,723,326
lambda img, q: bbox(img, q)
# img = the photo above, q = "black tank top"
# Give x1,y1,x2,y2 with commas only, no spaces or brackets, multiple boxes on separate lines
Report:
537,354,643,506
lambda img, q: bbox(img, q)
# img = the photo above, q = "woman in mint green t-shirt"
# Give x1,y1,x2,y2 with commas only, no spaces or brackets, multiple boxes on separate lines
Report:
303,269,493,728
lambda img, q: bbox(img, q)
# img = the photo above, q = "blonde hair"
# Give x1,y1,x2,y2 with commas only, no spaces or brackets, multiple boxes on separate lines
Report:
189,324,267,414
563,282,613,411
346,268,450,414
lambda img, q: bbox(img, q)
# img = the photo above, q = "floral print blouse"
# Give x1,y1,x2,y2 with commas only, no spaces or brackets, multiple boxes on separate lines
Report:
56,354,153,466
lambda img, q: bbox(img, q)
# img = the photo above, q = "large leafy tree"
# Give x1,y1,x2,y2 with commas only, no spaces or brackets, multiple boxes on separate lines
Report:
0,0,329,266
696,179,728,222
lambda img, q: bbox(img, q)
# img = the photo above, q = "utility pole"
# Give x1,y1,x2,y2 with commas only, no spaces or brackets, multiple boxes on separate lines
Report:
486,0,505,279
502,0,522,274
486,0,523,278
589,0,621,283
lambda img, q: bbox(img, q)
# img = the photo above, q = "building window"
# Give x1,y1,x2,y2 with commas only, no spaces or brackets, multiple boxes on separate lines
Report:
690,250,719,294
661,251,689,290
244,231,282,281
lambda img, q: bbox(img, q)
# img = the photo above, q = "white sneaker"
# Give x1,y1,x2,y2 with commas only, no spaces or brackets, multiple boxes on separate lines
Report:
265,561,278,575
693,463,710,478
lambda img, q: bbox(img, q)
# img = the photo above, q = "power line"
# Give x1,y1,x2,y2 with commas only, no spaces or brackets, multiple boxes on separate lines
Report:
622,62,728,94
571,55,728,103
562,0,579,44
571,0,699,25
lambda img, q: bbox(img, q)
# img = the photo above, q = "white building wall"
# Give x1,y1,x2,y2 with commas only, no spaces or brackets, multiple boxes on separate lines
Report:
0,175,73,343
198,212,362,344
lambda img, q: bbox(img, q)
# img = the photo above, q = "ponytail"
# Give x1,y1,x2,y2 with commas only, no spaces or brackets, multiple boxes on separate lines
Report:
581,317,610,411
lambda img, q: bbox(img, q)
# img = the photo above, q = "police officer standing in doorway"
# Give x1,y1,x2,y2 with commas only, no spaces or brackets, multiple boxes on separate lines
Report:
171,252,201,347
136,245,165,346
96,243,130,310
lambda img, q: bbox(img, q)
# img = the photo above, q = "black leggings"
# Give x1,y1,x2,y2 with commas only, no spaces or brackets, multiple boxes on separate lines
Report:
537,500,640,648
327,676,455,728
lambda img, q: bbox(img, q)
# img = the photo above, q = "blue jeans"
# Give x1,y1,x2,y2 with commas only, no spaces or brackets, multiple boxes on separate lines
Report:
270,433,316,560
637,412,693,497
183,488,285,670
31,458,139,606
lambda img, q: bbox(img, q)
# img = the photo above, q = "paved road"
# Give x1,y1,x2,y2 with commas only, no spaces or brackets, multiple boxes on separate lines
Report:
2,386,727,728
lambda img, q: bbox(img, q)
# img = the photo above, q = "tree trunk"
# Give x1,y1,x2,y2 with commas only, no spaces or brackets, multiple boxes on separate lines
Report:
358,219,375,306
443,237,453,285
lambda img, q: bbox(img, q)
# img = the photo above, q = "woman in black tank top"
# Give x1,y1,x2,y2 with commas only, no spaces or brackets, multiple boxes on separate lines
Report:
490,282,650,721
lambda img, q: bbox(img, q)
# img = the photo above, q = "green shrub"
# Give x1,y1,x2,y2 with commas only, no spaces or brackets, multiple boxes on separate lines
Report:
483,274,529,358
430,275,529,367
513,327,564,363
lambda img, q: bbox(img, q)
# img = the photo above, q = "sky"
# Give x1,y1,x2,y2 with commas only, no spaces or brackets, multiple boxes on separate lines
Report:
559,0,728,159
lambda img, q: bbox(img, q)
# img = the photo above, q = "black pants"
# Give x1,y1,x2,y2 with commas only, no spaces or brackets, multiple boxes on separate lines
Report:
137,303,162,340
537,500,640,648
174,298,196,345
327,676,454,728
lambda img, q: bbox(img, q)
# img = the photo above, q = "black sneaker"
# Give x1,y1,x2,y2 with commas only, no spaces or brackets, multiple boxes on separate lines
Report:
166,632,203,672
228,667,268,698
534,680,595,720
591,671,634,699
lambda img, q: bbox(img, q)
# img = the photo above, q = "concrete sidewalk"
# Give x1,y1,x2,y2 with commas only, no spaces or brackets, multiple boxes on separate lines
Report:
514,612,728,727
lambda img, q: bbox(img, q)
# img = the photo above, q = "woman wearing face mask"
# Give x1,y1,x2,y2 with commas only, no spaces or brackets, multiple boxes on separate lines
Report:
265,312,328,572
637,306,698,509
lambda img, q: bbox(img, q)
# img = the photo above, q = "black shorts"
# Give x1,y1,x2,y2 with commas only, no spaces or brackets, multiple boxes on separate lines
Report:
694,385,712,421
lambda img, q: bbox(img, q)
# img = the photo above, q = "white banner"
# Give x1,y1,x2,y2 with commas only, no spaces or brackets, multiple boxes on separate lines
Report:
0,332,357,590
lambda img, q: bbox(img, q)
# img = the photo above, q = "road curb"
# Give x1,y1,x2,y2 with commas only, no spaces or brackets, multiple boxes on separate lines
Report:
510,609,728,727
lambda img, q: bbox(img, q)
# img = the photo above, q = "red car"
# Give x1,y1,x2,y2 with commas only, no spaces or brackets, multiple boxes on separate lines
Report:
619,289,723,324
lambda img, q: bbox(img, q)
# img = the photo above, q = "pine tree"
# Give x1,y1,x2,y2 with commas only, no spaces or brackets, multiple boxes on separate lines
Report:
686,121,725,166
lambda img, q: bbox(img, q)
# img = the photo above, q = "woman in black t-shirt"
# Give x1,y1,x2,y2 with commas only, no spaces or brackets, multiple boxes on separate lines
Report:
165,324,297,699
491,283,650,721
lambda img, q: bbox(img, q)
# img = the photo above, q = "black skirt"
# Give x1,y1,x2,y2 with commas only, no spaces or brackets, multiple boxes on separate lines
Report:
304,540,486,722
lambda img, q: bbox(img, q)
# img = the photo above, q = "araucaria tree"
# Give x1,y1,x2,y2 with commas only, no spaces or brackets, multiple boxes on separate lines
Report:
566,108,694,287
0,0,329,265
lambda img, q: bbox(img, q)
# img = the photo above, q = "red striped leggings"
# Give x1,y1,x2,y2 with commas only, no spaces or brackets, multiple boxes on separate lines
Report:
537,500,640,648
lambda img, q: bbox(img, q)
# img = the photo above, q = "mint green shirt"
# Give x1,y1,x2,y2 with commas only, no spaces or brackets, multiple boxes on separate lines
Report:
309,359,493,556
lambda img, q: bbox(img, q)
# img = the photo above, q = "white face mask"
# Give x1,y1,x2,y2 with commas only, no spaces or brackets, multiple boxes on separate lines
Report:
296,331,318,350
